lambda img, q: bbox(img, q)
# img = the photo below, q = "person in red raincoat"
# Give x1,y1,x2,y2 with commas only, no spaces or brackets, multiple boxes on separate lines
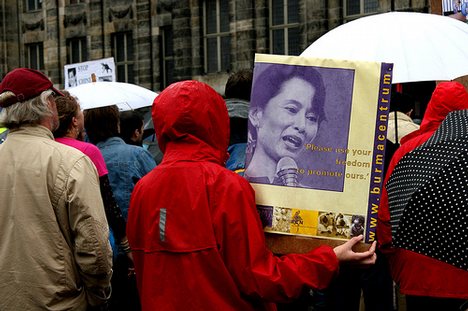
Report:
378,81,468,310
127,80,376,311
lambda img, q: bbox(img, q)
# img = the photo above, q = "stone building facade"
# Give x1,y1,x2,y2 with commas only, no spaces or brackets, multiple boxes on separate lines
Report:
0,0,432,94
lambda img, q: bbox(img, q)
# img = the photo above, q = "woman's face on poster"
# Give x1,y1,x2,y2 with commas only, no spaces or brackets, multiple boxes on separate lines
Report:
256,77,319,162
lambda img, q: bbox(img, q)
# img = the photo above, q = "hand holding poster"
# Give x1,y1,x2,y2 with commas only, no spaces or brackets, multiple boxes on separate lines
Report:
246,54,393,246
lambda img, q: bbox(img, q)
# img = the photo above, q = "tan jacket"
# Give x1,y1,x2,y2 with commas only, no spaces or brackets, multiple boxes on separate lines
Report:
387,111,420,144
0,126,112,310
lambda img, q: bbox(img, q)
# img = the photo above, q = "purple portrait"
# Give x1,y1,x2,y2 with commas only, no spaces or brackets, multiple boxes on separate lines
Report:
244,62,354,192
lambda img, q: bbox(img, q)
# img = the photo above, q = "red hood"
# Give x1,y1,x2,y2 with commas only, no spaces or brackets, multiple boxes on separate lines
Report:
152,80,230,165
419,81,468,133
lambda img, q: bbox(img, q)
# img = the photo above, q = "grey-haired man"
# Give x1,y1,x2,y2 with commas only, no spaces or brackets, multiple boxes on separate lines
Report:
0,68,112,310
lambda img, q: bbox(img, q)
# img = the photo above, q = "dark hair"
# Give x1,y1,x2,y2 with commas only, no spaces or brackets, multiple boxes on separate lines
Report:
246,65,327,164
225,69,253,101
119,110,144,144
230,118,248,145
53,90,80,138
390,92,415,113
84,105,120,144
252,64,326,122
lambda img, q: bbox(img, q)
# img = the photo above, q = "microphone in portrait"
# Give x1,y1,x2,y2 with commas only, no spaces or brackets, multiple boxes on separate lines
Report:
276,157,299,186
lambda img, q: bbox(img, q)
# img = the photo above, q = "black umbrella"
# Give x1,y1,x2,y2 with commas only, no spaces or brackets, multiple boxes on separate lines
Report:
386,109,468,271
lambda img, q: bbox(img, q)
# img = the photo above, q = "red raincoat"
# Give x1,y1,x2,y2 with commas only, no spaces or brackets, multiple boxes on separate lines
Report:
377,82,468,299
127,81,339,310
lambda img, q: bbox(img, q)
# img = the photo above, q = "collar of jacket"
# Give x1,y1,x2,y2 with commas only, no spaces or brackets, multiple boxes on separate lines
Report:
9,125,54,140
162,136,227,166
97,136,126,147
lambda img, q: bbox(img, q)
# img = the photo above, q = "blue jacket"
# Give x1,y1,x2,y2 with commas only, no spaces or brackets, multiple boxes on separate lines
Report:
97,137,156,219
226,143,246,175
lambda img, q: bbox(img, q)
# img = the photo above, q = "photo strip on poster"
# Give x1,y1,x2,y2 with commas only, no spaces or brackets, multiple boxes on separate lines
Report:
245,54,393,243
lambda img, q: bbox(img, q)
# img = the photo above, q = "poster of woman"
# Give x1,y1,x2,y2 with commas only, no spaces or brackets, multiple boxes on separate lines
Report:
245,62,354,192
248,54,393,243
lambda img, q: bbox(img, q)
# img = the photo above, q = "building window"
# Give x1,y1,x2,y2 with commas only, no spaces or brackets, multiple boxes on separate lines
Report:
67,37,88,64
68,0,84,4
161,26,175,88
25,43,44,70
203,0,230,73
112,32,134,83
25,0,42,11
269,0,300,56
344,0,378,20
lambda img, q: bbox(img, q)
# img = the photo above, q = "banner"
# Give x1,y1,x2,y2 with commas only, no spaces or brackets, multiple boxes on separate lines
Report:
442,0,468,15
64,57,116,89
246,54,393,243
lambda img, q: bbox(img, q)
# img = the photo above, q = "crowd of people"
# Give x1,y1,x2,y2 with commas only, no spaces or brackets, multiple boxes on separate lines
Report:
0,67,466,311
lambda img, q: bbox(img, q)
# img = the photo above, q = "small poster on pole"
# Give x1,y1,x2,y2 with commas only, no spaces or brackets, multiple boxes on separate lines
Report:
64,57,116,89
246,54,393,248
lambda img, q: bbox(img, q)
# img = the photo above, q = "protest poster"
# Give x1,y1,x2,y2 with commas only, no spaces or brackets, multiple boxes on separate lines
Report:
64,57,115,89
245,54,393,251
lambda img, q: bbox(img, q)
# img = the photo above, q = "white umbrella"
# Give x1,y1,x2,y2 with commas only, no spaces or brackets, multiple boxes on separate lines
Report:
67,81,157,111
301,12,468,84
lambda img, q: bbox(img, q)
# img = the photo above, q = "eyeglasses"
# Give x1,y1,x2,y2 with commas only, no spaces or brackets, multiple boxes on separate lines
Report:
49,91,60,100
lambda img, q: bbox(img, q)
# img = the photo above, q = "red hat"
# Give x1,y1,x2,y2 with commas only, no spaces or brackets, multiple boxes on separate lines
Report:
0,68,64,108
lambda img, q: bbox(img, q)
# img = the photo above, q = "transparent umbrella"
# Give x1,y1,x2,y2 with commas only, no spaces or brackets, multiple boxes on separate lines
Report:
301,12,468,84
68,81,158,111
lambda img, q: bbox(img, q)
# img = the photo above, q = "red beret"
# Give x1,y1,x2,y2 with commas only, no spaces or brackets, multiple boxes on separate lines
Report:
0,68,64,108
